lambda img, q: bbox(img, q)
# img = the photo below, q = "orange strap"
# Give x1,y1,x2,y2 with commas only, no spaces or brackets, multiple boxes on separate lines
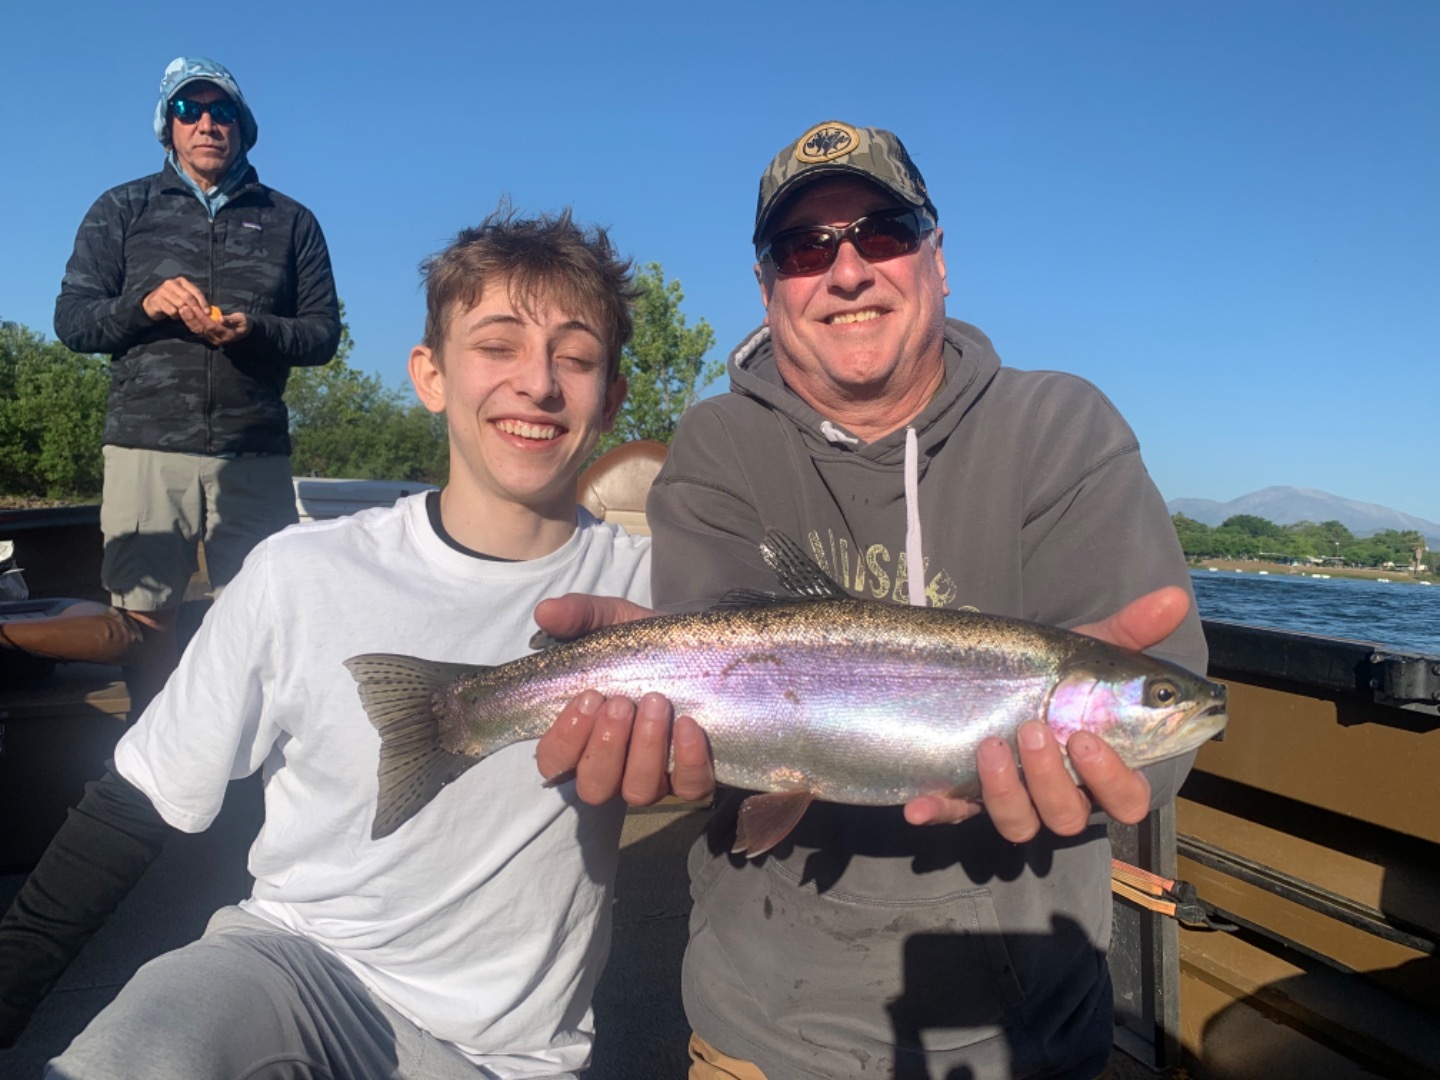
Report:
1110,857,1234,930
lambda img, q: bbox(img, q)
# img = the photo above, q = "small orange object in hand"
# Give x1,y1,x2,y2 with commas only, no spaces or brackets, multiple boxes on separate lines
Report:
209,305,223,322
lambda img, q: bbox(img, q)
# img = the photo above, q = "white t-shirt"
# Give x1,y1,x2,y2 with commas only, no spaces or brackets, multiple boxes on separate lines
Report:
114,493,652,1077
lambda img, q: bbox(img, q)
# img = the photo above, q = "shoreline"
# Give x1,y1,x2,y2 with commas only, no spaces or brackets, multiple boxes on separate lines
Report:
1192,558,1436,585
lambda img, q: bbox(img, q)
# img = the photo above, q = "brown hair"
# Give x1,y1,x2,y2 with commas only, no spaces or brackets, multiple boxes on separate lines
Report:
420,205,637,379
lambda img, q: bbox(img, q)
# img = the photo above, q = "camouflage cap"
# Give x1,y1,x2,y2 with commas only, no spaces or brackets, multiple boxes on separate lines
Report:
753,121,937,246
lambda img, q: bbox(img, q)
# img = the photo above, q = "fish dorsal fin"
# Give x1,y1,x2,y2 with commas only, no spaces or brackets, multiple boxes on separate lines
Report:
759,528,847,600
732,789,816,858
713,588,791,610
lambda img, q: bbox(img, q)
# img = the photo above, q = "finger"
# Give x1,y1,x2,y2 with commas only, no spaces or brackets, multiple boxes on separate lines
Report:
221,312,250,338
177,305,212,335
903,793,985,826
533,593,654,640
172,276,208,309
1074,586,1190,651
574,696,636,805
534,690,604,780
619,693,674,807
143,285,179,320
1014,722,1092,836
975,737,1042,843
669,716,715,803
1068,732,1152,825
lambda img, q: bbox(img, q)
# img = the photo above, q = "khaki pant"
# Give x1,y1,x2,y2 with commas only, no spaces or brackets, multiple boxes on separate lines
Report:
100,446,297,610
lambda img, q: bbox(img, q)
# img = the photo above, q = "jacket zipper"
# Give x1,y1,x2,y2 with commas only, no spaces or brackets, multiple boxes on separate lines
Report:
206,211,216,454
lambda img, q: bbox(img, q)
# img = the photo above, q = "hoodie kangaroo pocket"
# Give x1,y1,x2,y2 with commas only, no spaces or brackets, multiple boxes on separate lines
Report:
692,860,1027,1057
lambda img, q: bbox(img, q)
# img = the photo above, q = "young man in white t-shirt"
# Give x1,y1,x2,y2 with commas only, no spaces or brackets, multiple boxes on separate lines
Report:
47,210,714,1080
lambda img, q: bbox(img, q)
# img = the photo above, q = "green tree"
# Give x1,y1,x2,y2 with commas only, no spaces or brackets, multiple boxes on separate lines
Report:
0,322,108,498
1221,514,1286,541
287,358,447,483
287,304,448,484
597,263,719,456
1171,514,1213,558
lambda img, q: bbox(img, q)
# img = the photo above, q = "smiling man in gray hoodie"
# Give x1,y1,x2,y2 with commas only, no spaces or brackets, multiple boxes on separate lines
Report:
539,120,1207,1080
663,121,1205,1080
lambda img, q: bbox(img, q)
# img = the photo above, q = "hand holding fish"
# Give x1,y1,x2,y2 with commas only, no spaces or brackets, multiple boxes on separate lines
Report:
533,595,716,806
536,688,715,806
903,585,1191,840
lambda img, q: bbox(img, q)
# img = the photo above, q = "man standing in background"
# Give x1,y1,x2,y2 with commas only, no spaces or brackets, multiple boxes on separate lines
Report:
53,55,340,713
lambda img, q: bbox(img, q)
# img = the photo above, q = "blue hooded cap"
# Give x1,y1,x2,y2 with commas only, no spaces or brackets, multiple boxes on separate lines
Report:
153,56,258,152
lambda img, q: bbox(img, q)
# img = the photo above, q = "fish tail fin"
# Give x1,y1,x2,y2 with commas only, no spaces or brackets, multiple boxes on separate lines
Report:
344,653,489,840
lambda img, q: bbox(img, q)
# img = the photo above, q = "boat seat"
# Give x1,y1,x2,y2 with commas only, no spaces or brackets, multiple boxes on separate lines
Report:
576,440,668,536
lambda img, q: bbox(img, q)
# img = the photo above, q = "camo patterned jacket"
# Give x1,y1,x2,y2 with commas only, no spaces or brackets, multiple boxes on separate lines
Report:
54,160,340,456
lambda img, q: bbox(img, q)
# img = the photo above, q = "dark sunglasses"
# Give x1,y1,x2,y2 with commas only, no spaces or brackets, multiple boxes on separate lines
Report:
758,207,936,276
170,98,241,126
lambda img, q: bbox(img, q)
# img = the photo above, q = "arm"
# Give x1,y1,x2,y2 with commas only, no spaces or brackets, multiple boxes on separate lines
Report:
1019,415,1207,809
115,542,286,831
0,545,289,1043
0,766,170,1047
913,391,1207,836
647,411,779,611
226,208,341,369
53,188,158,356
906,585,1194,837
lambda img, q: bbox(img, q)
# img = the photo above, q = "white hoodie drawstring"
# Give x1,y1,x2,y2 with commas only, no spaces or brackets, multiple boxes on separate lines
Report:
817,418,924,605
904,426,926,607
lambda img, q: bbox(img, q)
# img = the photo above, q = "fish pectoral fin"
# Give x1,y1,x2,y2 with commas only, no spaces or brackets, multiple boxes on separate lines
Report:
732,790,815,858
541,766,577,789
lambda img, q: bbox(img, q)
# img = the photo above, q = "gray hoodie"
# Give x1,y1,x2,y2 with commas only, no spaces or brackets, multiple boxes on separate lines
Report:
647,319,1206,1080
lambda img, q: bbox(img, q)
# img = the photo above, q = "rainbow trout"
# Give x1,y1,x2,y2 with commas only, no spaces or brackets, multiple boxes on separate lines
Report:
346,531,1225,852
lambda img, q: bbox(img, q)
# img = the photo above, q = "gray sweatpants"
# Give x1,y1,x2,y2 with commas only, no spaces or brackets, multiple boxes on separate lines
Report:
47,907,579,1080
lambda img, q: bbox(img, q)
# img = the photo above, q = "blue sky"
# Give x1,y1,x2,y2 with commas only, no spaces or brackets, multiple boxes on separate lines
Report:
3,1,1436,522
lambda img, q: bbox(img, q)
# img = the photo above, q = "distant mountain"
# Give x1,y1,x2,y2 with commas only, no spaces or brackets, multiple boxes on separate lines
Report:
1166,487,1440,547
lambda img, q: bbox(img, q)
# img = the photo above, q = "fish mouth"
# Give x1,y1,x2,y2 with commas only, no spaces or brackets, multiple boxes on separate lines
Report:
1129,700,1228,768
1181,700,1229,743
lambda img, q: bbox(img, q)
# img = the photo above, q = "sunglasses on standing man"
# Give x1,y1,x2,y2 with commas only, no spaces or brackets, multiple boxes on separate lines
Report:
170,97,241,125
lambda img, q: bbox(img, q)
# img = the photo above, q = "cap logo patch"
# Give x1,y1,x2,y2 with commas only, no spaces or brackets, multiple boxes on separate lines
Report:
796,123,858,164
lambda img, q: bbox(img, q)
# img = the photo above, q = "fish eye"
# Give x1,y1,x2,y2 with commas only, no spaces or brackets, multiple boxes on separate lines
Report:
1146,679,1179,708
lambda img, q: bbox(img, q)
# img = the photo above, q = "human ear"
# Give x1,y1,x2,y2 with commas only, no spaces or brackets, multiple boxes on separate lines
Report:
600,373,628,432
409,345,447,415
932,228,949,299
755,263,773,326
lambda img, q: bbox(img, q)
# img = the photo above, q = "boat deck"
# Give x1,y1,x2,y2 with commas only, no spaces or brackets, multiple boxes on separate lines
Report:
0,787,1167,1079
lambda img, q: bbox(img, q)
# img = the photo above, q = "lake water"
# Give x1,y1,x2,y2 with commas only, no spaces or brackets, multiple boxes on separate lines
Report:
1190,569,1440,656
